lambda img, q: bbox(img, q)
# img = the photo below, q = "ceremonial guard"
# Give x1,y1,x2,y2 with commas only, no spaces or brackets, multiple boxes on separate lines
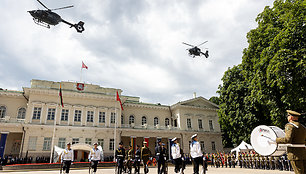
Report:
134,145,141,174
126,145,134,174
162,143,169,173
171,137,182,173
190,134,204,174
155,140,167,174
274,110,306,174
115,142,126,174
61,142,74,174
141,141,152,174
88,142,103,174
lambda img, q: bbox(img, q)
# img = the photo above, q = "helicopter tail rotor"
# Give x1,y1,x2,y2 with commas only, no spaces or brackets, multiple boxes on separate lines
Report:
202,50,209,58
74,21,85,33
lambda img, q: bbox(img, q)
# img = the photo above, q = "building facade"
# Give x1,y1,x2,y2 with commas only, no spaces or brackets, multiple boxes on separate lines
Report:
0,79,222,160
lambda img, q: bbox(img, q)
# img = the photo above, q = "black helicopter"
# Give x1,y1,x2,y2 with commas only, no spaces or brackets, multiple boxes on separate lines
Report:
182,41,209,58
28,0,85,33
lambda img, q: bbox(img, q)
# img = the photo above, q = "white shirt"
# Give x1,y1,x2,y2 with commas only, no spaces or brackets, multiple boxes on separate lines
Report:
171,143,181,159
89,148,103,161
190,141,202,158
61,148,74,162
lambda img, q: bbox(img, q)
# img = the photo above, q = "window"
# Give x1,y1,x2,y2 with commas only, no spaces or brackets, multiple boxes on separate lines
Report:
74,110,81,122
17,108,26,119
87,111,94,122
142,116,147,125
109,139,114,151
129,115,135,125
61,109,69,121
98,139,104,149
85,138,92,145
58,138,66,149
174,119,177,127
47,108,56,120
154,117,159,126
99,112,105,123
0,106,6,118
121,115,124,124
72,138,79,145
200,141,205,151
28,136,37,151
165,118,170,126
43,137,52,151
209,120,214,131
198,119,203,129
110,112,116,124
32,107,41,120
187,118,192,129
211,141,216,151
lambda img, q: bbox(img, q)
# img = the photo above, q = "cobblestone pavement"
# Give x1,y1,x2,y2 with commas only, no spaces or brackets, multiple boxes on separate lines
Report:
0,166,294,174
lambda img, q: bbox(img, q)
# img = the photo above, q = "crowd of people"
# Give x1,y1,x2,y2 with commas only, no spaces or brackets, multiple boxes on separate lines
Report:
205,151,294,171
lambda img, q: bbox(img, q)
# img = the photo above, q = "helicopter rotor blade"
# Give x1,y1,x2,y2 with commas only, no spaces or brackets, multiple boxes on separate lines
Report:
51,5,74,11
182,42,195,47
37,0,50,10
197,41,208,47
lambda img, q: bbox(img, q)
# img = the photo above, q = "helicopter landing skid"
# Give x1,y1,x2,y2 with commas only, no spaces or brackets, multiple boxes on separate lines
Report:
33,18,50,28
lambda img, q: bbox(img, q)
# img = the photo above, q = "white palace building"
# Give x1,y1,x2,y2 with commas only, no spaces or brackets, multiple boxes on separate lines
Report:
0,79,223,161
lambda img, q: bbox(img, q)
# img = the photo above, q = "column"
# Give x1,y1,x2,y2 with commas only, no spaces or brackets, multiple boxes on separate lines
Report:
93,107,99,127
0,132,9,158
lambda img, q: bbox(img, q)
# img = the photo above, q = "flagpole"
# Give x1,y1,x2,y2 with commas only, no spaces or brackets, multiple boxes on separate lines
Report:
50,103,58,163
80,66,83,82
113,94,117,161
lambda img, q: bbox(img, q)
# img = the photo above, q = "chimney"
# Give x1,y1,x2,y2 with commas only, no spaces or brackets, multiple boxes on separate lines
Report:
193,92,197,98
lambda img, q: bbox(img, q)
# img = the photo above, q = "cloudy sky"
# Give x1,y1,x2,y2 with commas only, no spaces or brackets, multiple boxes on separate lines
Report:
0,0,273,105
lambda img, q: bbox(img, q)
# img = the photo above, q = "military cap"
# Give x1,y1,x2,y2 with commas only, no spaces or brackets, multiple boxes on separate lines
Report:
119,141,123,145
286,110,301,117
157,139,162,143
93,142,98,145
172,137,177,142
66,142,71,145
191,134,198,139
143,141,147,144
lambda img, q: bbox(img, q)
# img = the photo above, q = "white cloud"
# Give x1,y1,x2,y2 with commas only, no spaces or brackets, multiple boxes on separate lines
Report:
0,0,274,105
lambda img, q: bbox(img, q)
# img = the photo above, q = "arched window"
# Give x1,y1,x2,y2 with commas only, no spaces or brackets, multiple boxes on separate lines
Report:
142,116,147,125
165,118,170,126
129,115,135,125
0,106,6,118
17,108,26,119
154,117,159,126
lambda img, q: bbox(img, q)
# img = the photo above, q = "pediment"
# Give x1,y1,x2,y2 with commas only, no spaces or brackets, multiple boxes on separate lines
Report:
180,97,219,109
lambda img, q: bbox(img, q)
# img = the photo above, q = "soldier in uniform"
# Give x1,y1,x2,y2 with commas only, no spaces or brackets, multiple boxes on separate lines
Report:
126,145,134,174
155,140,167,174
134,145,141,174
190,134,204,174
162,143,169,174
115,141,126,174
171,137,182,173
141,141,152,174
88,142,103,174
273,110,306,174
60,142,74,174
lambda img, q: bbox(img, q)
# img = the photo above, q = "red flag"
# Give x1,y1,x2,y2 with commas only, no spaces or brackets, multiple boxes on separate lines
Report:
82,61,88,69
59,84,64,107
116,91,124,110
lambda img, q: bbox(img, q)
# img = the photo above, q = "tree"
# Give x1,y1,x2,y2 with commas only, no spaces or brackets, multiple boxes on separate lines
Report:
209,96,221,105
218,0,306,147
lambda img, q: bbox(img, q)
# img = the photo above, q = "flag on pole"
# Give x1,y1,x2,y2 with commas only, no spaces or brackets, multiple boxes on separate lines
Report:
59,84,64,107
82,61,88,69
116,91,124,110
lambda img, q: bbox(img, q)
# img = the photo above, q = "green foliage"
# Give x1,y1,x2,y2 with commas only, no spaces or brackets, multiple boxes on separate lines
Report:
209,96,221,105
218,0,306,147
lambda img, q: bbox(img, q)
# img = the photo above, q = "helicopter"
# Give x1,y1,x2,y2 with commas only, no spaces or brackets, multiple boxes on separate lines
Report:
182,41,209,58
28,0,85,33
